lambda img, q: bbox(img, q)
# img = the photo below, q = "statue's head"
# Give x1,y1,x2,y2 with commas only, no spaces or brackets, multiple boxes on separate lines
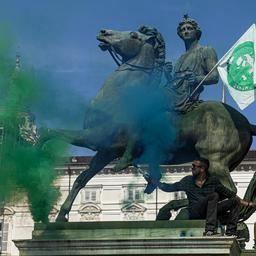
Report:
177,14,202,40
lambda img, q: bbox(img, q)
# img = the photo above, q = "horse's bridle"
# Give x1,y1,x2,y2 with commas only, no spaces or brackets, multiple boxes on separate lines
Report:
107,46,122,67
107,45,156,71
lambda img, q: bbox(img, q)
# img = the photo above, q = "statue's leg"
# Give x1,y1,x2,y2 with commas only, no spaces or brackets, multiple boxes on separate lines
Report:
239,172,256,221
56,150,117,222
113,138,135,172
37,127,107,151
195,139,237,192
156,199,188,220
236,222,250,249
156,202,173,220
175,207,190,220
206,158,236,193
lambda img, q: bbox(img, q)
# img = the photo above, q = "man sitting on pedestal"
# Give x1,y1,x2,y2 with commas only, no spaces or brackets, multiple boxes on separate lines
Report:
157,157,256,236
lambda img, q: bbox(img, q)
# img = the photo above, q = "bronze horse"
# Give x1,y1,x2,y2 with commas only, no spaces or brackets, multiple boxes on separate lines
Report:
39,26,167,221
38,26,256,222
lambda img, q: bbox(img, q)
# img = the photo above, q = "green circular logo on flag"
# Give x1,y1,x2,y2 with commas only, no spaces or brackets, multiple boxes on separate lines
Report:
227,41,255,91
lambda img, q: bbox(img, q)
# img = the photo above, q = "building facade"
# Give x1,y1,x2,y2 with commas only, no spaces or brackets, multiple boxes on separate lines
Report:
0,153,256,256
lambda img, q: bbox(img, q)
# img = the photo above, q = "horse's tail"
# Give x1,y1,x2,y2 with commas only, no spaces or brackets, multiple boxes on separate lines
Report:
239,171,256,222
250,123,256,136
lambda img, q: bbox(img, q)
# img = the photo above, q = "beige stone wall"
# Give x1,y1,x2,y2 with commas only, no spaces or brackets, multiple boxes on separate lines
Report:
1,163,255,255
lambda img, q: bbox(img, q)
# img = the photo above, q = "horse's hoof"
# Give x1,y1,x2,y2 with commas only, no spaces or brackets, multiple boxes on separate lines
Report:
55,214,68,223
113,161,131,172
144,182,156,194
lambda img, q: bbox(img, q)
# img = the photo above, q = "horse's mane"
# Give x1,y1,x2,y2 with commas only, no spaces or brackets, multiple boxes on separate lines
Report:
138,25,165,85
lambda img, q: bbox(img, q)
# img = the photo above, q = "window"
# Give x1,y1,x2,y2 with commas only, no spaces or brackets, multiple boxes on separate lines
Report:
0,207,13,255
125,186,144,202
81,186,101,203
85,190,97,202
0,219,8,253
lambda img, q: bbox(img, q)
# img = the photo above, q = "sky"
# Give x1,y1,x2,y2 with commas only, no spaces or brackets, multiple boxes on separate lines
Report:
0,0,256,155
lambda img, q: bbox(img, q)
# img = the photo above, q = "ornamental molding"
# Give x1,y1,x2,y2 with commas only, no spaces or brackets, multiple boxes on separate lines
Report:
48,206,59,222
55,163,256,176
0,206,15,216
121,202,146,213
121,203,146,221
79,203,101,213
79,203,101,221
0,207,15,222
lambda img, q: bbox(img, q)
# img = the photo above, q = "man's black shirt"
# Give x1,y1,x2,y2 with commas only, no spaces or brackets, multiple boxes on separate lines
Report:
159,175,236,208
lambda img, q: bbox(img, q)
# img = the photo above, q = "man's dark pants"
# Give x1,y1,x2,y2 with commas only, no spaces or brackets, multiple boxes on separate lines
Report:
189,192,240,233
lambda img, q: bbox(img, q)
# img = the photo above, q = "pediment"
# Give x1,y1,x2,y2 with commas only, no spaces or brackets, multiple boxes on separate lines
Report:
50,206,59,214
79,203,101,213
121,203,146,212
0,206,15,216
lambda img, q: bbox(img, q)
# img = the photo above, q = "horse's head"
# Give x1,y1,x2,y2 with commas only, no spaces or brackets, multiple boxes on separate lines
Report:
97,29,150,60
97,26,165,67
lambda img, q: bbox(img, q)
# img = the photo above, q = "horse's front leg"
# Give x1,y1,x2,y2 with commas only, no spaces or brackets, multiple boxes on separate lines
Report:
37,128,99,151
56,149,117,222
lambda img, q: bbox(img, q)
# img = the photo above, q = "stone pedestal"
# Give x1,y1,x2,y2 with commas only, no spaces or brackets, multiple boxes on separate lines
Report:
14,220,243,256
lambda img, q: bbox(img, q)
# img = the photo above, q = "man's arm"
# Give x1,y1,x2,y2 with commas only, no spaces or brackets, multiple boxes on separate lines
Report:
158,181,181,192
158,176,188,192
239,198,256,207
215,177,256,207
215,178,236,198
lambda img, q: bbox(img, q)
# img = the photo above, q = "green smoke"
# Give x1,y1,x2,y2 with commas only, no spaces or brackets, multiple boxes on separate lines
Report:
0,31,67,222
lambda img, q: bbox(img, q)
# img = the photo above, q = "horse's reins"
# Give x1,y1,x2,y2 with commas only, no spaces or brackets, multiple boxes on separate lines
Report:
108,46,122,67
107,45,155,71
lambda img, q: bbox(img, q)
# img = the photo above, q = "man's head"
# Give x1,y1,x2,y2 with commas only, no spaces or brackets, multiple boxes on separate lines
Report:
177,14,202,41
191,157,209,177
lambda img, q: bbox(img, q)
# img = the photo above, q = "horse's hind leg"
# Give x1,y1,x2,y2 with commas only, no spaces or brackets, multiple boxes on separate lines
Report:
201,153,237,193
56,150,117,222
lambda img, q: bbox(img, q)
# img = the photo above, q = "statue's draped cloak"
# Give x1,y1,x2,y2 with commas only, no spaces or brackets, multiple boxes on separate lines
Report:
167,45,216,113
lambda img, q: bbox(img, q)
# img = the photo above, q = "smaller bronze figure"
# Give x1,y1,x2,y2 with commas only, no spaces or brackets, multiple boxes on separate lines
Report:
167,14,219,113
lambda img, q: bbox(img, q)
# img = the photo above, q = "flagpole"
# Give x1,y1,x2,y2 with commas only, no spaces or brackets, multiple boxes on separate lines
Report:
222,82,226,103
187,63,219,102
188,46,237,101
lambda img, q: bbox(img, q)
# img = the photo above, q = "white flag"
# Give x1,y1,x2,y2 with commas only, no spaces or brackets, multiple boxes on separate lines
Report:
217,24,256,110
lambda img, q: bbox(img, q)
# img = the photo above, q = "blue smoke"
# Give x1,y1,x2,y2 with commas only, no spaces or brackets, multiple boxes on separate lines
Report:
118,84,177,182
85,79,177,185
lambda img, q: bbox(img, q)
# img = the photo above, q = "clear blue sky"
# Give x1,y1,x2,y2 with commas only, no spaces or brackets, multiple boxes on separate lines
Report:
0,0,256,155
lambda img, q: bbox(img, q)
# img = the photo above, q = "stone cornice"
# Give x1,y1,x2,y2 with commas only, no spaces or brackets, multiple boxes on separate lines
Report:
55,152,256,176
56,162,256,175
60,150,256,166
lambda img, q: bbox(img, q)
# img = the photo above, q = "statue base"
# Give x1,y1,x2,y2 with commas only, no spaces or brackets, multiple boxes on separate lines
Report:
14,220,250,255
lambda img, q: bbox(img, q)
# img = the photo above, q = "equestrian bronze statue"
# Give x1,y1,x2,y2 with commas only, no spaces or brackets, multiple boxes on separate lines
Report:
37,25,256,224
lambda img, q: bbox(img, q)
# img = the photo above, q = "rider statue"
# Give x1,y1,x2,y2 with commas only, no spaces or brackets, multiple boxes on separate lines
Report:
166,14,219,113
115,15,219,193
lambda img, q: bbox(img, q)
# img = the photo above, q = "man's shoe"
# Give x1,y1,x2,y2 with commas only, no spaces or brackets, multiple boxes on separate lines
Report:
225,230,237,238
224,232,245,241
225,233,236,237
203,230,221,237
